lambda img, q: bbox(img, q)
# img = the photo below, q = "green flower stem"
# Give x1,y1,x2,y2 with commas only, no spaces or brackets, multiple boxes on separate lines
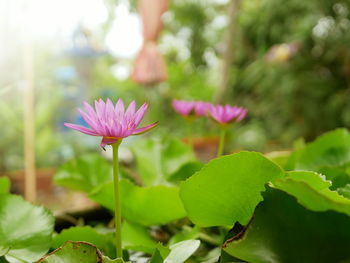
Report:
187,118,194,149
182,226,221,246
112,141,123,259
217,126,227,157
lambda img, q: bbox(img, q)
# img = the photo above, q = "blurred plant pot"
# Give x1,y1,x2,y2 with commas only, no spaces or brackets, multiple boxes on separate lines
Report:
1,168,56,196
183,136,219,162
0,168,96,212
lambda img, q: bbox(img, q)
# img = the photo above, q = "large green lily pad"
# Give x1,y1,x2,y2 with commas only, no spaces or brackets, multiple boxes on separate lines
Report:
224,188,350,263
0,194,54,262
273,171,350,216
121,221,156,254
90,179,186,226
52,226,115,258
288,128,350,171
38,241,128,263
131,137,196,186
180,152,284,226
54,153,112,193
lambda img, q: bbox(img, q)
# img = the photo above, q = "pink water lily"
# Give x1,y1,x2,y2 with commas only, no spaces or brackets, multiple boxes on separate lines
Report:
64,99,158,148
172,100,212,117
172,100,196,117
194,101,212,117
208,104,247,125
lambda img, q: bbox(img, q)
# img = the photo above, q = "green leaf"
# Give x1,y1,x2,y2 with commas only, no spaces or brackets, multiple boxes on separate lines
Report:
52,226,115,258
273,171,350,216
219,249,247,262
149,243,171,263
102,257,127,263
90,179,187,226
224,188,350,263
122,221,156,254
38,241,129,263
0,194,54,262
338,184,350,198
149,240,200,263
168,226,200,246
265,151,291,168
200,247,221,263
131,137,196,186
155,243,171,259
54,153,112,193
289,128,350,171
52,221,156,256
318,166,350,190
164,240,200,263
0,177,10,194
180,152,284,226
0,257,10,263
167,162,204,183
149,249,164,263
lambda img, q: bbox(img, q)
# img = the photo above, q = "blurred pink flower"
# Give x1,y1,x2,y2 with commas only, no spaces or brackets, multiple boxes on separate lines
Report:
172,100,212,117
208,104,247,125
172,100,196,117
194,101,212,117
64,99,158,148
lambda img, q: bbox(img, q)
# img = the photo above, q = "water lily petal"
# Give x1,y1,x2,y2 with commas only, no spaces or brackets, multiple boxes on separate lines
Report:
95,99,106,120
125,100,136,120
100,136,121,148
133,103,148,126
83,101,98,121
115,98,125,118
77,108,98,131
172,100,196,116
106,98,115,123
208,104,247,124
237,109,248,122
132,121,159,135
64,123,99,136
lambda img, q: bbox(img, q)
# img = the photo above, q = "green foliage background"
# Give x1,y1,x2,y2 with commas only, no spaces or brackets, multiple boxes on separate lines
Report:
1,0,350,171
162,0,350,144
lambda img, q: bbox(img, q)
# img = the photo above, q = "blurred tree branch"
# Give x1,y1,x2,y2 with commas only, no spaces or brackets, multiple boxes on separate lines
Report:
216,0,241,103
